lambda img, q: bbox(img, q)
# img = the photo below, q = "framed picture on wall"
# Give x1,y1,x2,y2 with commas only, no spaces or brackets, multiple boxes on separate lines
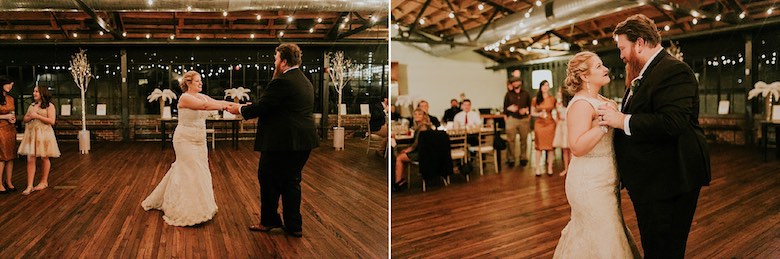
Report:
96,104,107,116
61,104,71,116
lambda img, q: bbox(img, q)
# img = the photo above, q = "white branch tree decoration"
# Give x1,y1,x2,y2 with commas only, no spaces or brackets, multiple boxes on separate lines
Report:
69,49,93,154
325,51,363,128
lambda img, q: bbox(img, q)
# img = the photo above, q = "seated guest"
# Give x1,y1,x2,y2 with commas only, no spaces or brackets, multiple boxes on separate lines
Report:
369,97,388,134
416,100,441,128
453,99,482,128
390,105,401,122
394,108,434,190
442,99,461,123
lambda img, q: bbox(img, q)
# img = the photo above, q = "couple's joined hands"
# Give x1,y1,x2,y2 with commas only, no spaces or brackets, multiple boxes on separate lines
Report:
223,102,250,115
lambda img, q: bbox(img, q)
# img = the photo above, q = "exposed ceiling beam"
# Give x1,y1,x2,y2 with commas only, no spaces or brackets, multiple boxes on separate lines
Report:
392,36,476,46
326,12,349,40
71,0,123,39
443,0,471,42
407,0,432,35
475,9,499,41
477,0,515,15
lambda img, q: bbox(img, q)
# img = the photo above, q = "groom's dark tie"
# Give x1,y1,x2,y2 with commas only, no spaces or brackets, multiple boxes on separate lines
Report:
621,87,631,112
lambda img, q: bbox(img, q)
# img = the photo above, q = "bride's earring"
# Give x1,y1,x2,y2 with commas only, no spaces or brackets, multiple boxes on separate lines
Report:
585,81,591,94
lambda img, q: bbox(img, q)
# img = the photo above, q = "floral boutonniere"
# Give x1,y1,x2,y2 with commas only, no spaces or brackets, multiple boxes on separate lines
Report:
630,76,643,93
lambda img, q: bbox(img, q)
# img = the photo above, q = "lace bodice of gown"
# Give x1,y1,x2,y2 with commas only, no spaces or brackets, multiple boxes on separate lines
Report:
176,105,208,129
568,95,616,158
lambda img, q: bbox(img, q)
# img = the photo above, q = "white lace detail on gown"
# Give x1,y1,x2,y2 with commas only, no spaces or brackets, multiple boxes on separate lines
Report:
141,105,218,226
553,95,641,258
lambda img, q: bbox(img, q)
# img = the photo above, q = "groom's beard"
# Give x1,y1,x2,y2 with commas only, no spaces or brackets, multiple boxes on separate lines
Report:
272,63,283,79
625,55,643,89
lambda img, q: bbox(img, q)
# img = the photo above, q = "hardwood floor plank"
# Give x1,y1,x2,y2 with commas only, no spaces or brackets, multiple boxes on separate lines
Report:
0,139,388,258
391,145,780,258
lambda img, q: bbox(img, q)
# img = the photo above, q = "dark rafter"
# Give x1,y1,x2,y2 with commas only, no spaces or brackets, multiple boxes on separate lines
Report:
407,0,432,36
475,9,499,41
478,0,516,15
392,36,476,46
49,11,69,40
326,12,350,40
72,0,123,39
443,0,471,42
339,16,387,39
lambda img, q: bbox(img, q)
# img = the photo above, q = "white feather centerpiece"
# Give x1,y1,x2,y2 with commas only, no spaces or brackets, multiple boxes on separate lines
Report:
147,88,178,118
749,81,780,120
224,87,251,102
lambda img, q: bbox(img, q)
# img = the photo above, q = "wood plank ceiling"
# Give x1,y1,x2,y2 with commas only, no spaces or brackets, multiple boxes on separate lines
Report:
0,8,388,42
392,0,780,62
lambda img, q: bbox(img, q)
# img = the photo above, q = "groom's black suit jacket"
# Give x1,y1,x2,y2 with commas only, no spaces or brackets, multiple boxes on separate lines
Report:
241,68,319,152
615,50,711,203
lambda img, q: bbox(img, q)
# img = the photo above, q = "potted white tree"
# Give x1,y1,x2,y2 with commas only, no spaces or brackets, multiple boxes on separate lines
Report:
69,49,92,154
146,88,178,118
325,51,362,150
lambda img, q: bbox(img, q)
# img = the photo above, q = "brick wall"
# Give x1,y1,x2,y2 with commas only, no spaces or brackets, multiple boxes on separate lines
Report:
324,114,370,139
699,116,746,145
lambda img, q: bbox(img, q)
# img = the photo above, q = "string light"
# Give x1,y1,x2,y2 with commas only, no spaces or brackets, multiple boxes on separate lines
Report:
287,16,294,23
72,32,78,38
535,0,542,6
449,12,455,19
195,35,200,40
187,6,192,11
256,14,261,20
739,12,746,19
478,4,484,11
223,11,228,17
316,17,322,23
279,31,284,37
664,25,670,31
99,31,104,35
146,33,151,39
592,39,598,45
250,33,255,39
692,18,698,25
45,34,50,39
715,14,722,21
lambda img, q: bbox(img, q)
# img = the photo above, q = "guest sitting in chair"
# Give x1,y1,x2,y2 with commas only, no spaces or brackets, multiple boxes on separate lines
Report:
394,108,433,190
415,100,440,128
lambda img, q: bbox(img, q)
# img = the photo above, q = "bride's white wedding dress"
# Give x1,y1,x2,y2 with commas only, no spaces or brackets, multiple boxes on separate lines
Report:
553,95,640,258
141,104,218,226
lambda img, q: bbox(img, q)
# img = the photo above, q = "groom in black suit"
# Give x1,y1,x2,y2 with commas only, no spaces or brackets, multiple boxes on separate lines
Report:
597,14,710,258
226,43,319,237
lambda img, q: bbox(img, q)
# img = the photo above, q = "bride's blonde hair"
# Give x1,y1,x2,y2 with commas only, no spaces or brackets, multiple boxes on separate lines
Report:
179,71,200,92
564,51,597,95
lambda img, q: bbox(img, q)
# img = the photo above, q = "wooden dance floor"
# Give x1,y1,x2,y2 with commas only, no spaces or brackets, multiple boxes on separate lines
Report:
0,140,388,258
392,145,780,258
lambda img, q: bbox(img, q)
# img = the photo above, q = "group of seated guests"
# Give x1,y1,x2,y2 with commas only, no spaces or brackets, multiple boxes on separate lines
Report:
392,98,487,190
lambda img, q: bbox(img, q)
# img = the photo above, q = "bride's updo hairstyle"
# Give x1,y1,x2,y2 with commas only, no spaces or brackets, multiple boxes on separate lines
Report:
564,51,597,96
179,71,200,92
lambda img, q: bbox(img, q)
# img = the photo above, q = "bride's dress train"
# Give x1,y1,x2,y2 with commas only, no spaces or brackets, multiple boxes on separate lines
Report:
553,96,640,258
141,106,218,226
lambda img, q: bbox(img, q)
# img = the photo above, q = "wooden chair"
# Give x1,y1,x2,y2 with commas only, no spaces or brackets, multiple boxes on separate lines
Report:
448,129,469,183
467,130,498,175
366,125,387,157
206,128,216,149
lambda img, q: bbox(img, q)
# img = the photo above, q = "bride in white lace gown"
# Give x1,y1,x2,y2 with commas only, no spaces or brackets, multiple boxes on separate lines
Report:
554,52,640,258
142,71,234,227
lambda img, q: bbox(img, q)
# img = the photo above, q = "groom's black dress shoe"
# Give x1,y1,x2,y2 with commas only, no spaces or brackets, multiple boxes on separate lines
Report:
249,224,281,232
283,228,303,238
